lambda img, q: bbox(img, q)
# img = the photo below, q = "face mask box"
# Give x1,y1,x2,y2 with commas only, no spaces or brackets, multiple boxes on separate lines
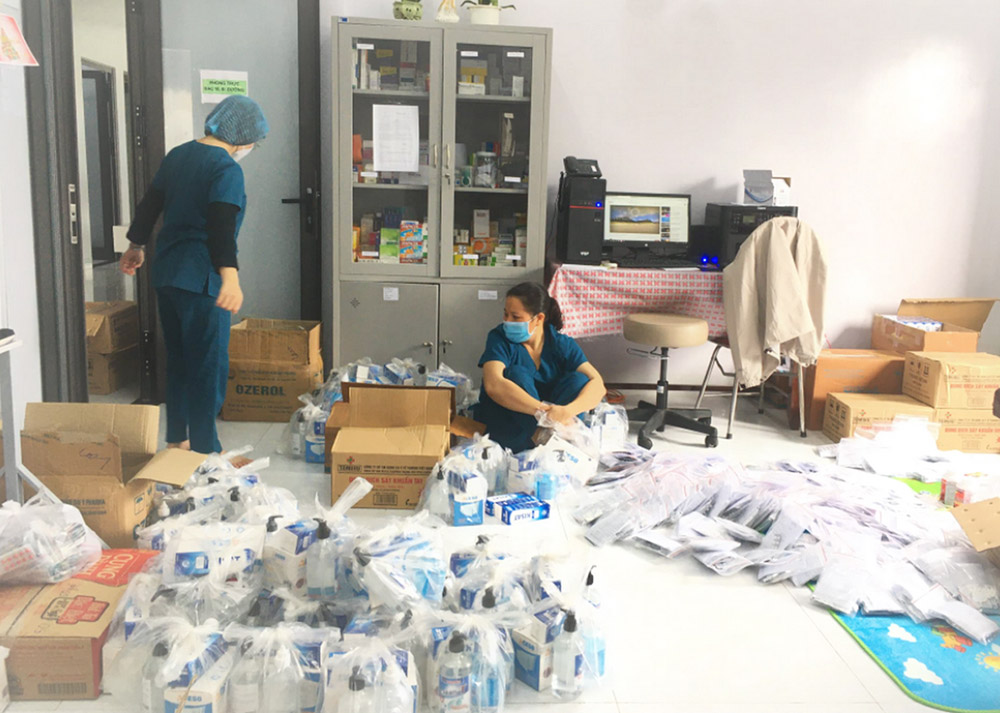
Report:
163,649,234,713
512,626,553,691
448,470,487,527
872,298,997,354
263,519,318,594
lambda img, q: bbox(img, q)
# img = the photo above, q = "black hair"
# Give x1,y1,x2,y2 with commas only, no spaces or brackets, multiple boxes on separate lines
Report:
506,282,564,331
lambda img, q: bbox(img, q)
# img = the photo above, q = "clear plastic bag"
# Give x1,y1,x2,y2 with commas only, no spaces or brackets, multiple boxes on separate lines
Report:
322,635,416,713
0,497,101,584
353,513,448,610
427,362,476,411
587,403,629,453
277,395,329,460
161,521,266,587
105,616,227,711
225,623,323,713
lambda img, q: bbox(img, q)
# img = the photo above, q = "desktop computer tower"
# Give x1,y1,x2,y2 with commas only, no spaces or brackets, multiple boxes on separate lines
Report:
555,175,606,265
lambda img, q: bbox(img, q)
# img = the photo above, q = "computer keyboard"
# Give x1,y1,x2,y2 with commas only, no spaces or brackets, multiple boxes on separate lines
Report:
614,256,702,269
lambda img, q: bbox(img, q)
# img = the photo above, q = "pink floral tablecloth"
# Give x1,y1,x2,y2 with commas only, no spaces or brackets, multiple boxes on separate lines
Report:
549,264,726,339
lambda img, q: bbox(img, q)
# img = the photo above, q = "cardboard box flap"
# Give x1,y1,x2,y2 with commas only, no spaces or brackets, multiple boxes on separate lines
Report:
0,586,42,637
952,497,1000,554
343,384,453,428
133,448,206,487
229,318,321,363
333,425,449,457
20,431,123,480
911,351,1000,371
450,415,486,440
23,403,158,457
897,298,997,331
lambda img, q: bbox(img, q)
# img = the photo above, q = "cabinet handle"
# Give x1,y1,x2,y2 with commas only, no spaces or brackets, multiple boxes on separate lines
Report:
441,339,454,353
432,143,439,168
444,144,451,169
422,341,434,354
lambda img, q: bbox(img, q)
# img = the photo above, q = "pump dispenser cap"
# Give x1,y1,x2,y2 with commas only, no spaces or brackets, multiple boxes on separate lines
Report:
267,515,281,532
349,666,366,691
229,487,240,502
586,567,595,587
314,518,331,539
482,587,497,609
449,633,466,653
153,642,169,657
563,610,578,633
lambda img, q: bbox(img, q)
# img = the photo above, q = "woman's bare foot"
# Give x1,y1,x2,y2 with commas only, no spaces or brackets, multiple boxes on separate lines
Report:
167,441,191,450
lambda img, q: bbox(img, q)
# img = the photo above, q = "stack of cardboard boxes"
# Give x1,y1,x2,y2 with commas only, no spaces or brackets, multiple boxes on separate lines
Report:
820,298,1000,452
84,302,139,395
221,319,324,422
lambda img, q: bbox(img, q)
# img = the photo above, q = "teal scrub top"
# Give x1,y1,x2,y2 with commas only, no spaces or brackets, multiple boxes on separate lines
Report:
150,141,246,297
478,323,587,387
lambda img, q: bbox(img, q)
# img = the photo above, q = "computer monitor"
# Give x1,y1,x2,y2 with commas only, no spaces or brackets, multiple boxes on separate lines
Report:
603,192,690,255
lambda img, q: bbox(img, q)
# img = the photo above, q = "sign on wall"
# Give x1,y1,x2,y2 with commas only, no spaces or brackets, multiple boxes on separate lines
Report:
199,69,248,104
0,14,37,67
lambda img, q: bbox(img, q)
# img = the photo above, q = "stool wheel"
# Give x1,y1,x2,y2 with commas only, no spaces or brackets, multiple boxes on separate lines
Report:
705,434,719,448
638,435,653,450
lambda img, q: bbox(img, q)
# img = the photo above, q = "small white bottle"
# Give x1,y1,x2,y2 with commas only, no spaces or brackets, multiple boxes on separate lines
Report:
551,611,584,700
141,642,168,713
228,641,261,713
438,633,472,712
338,666,375,713
306,519,337,599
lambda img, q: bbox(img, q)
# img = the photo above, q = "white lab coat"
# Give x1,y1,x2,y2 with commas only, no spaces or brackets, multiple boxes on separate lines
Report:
722,217,827,388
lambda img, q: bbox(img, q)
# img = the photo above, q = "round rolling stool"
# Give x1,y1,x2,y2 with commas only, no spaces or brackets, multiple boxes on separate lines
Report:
624,313,719,449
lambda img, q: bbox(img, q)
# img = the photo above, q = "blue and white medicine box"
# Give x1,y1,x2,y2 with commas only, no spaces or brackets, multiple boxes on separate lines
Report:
512,626,553,691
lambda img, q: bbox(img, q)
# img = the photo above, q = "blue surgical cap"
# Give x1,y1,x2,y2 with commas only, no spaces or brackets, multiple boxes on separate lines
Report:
204,95,269,146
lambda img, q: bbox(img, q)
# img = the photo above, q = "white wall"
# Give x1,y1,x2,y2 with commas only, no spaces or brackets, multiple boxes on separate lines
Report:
0,0,43,430
72,0,131,296
323,0,1000,385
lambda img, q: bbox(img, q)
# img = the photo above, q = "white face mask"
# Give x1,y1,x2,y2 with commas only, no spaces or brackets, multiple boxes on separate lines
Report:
233,145,254,162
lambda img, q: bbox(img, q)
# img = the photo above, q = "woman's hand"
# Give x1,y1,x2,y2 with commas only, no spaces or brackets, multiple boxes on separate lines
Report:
546,404,577,426
119,247,144,275
216,268,243,313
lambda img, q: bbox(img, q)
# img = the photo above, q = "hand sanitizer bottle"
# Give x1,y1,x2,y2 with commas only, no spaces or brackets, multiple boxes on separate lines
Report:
338,666,375,713
307,519,337,599
228,640,261,713
141,642,168,713
438,633,472,712
552,610,584,700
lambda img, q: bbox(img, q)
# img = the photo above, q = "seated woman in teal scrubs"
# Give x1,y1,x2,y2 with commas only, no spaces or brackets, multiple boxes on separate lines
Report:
475,282,606,452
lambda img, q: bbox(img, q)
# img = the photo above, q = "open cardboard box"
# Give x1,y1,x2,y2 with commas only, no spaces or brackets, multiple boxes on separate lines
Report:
872,298,996,354
800,349,905,431
20,404,206,548
84,301,138,355
0,549,157,700
325,383,483,509
952,497,1000,569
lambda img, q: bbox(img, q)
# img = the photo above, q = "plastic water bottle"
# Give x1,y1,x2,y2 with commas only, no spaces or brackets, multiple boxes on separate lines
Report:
228,641,261,713
307,519,337,599
414,364,428,387
438,633,472,712
141,642,169,713
426,469,452,521
338,666,375,713
552,611,584,700
222,487,242,521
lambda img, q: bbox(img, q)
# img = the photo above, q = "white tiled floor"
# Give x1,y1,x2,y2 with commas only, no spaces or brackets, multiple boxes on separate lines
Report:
16,391,938,712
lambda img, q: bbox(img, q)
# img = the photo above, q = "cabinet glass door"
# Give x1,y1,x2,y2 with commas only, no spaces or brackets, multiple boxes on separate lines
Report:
337,25,442,277
440,31,546,278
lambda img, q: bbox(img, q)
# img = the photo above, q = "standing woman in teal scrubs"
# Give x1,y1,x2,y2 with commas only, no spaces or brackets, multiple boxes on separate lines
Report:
119,95,269,455
475,282,607,452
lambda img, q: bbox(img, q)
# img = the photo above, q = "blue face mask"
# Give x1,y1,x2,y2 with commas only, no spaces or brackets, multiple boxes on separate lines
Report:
502,319,536,343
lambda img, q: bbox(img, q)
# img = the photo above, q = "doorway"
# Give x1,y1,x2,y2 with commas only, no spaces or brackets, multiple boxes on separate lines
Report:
80,63,121,269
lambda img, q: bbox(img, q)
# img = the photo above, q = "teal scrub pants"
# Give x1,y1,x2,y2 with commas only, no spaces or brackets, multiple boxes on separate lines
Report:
156,286,230,454
475,367,590,453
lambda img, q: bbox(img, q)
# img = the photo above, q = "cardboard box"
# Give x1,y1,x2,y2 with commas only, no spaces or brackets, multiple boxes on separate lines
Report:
800,350,905,431
903,352,1000,410
20,404,206,548
86,346,138,396
222,319,324,422
822,393,934,442
872,298,996,354
934,408,1000,453
951,497,1000,569
326,384,482,509
0,549,156,701
85,302,139,355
